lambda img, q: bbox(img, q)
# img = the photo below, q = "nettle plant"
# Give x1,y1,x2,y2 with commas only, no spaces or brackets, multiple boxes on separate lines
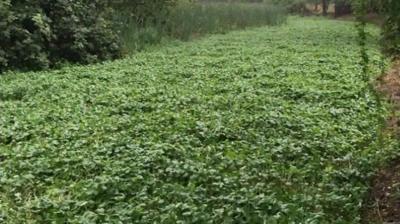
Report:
0,0,121,72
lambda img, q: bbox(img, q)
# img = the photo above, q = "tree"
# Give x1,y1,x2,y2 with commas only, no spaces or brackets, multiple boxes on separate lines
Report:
322,0,328,16
0,0,121,72
334,0,352,17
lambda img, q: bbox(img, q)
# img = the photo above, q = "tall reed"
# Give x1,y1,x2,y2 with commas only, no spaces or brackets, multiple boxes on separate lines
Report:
115,2,287,53
166,2,286,40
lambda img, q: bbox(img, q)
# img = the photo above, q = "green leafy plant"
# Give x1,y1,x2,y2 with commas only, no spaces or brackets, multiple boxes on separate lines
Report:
0,0,121,72
380,0,400,57
0,17,394,223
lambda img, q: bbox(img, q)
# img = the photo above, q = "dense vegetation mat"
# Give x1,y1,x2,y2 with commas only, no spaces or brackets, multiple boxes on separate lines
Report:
0,18,396,223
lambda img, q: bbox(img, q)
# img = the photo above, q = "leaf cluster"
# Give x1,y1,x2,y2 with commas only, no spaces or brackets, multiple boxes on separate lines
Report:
0,0,121,72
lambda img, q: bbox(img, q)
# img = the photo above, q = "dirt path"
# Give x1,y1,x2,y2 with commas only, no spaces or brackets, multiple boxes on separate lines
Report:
363,61,400,223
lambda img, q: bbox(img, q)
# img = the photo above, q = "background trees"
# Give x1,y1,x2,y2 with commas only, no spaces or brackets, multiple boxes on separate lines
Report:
334,0,352,17
0,0,399,73
0,0,120,72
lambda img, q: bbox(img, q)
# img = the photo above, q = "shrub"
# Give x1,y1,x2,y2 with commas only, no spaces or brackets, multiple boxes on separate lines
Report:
0,0,12,70
0,0,121,72
0,0,51,71
354,0,400,57
380,0,400,57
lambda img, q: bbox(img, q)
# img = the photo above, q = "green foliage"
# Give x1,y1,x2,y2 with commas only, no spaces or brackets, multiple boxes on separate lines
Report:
0,0,121,72
351,0,400,57
0,18,395,223
110,0,177,27
354,0,369,80
166,2,286,40
0,0,12,70
380,0,400,57
0,0,50,71
117,2,286,53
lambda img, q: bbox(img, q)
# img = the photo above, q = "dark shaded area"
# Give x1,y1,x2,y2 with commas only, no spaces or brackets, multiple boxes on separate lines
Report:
334,1,352,18
362,161,400,223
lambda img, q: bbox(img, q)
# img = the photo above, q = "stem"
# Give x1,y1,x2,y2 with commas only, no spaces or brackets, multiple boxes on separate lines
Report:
354,0,385,136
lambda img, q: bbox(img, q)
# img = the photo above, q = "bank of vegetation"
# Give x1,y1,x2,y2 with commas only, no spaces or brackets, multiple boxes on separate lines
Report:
0,18,395,223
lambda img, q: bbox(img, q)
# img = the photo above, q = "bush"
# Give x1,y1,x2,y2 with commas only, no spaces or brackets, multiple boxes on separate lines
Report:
0,0,50,71
335,0,352,17
0,1,12,70
0,0,121,72
380,0,400,57
357,0,400,57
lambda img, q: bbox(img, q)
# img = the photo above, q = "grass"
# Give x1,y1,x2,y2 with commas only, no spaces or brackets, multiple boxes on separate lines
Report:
115,2,287,53
0,17,397,223
166,2,286,40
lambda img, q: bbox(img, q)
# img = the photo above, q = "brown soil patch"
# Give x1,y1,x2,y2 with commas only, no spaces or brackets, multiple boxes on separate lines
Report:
377,61,400,136
363,61,400,223
363,160,400,223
